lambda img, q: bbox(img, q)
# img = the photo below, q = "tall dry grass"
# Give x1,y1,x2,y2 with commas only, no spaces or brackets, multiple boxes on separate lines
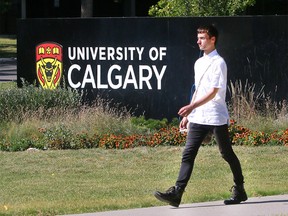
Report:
228,79,288,132
1,80,288,151
0,84,147,151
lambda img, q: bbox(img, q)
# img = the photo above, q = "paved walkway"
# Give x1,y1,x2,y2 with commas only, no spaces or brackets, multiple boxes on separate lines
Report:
0,58,17,82
63,194,288,216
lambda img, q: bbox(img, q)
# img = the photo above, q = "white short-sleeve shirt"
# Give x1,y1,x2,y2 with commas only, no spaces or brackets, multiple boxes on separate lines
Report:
187,49,229,126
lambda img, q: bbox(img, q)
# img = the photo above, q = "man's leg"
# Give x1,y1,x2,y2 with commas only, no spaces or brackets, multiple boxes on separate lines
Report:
213,125,247,204
175,123,209,189
154,123,209,207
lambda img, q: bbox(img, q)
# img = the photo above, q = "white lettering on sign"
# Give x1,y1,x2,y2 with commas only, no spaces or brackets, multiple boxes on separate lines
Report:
149,47,167,61
67,46,168,90
68,46,145,61
67,64,167,90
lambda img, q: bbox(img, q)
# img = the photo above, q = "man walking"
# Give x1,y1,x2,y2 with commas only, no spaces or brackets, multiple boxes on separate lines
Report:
154,24,247,207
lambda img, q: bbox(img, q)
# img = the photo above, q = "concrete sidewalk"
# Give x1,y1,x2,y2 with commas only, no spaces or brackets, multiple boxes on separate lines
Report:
63,194,288,216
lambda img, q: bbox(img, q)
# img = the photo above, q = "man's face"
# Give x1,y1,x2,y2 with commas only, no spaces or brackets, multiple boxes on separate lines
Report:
197,33,215,52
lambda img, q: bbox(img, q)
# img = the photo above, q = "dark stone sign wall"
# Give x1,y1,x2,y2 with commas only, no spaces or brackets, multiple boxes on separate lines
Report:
17,16,288,119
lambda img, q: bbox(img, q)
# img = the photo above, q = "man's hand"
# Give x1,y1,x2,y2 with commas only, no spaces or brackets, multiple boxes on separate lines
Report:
178,104,194,117
179,116,189,131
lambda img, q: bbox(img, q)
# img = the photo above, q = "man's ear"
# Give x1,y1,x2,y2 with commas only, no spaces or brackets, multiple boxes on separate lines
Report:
211,36,216,44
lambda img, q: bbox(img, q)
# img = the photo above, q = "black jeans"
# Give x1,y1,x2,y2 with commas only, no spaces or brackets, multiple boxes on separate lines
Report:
175,123,244,189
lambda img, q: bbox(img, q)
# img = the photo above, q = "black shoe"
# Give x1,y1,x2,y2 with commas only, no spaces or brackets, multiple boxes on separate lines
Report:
224,185,248,205
154,186,184,207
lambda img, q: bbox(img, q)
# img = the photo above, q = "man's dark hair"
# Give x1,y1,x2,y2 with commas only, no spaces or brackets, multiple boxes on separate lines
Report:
197,24,219,45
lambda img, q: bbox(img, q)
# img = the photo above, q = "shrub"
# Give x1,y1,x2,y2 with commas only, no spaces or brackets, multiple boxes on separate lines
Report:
131,116,169,130
228,119,288,147
0,121,44,151
146,127,186,147
98,126,186,149
0,84,81,123
1,80,288,151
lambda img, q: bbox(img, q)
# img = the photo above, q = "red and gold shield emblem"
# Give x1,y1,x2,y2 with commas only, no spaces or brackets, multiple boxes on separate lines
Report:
36,42,63,89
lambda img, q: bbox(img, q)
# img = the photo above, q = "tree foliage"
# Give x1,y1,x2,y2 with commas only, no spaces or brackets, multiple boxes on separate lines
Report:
149,0,256,17
0,0,12,14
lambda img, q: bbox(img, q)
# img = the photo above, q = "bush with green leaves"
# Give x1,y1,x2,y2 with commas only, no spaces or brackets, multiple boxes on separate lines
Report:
149,0,256,17
0,84,81,123
131,116,168,130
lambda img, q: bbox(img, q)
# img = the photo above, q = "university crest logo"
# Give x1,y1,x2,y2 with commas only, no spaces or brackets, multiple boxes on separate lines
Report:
36,42,63,89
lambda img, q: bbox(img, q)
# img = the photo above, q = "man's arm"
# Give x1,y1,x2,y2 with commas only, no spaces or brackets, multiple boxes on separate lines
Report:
178,87,219,117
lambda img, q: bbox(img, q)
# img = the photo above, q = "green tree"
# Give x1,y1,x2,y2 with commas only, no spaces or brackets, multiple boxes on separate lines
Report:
0,0,12,14
149,0,256,17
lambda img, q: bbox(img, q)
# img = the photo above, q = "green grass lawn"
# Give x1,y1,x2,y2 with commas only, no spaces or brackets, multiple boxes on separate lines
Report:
0,146,287,215
0,35,16,58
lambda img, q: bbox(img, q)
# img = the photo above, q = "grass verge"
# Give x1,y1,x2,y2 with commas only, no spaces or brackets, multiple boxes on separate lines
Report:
0,35,16,58
0,146,287,215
